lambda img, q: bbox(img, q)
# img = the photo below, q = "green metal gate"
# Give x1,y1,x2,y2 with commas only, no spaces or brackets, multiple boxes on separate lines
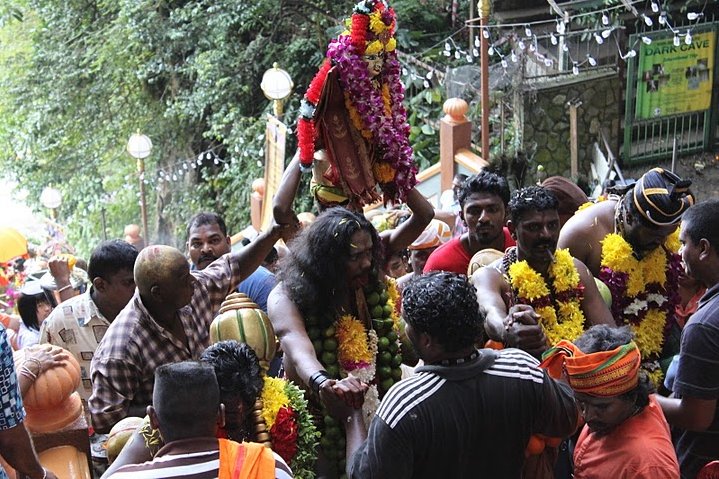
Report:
623,21,719,165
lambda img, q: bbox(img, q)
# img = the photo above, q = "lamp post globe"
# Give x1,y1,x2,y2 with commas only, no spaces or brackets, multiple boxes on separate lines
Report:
260,63,294,118
126,132,152,244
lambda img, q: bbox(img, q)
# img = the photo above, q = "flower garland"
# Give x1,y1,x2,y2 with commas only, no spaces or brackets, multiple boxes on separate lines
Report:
508,249,586,346
305,274,402,477
297,0,417,203
598,232,682,377
259,376,320,479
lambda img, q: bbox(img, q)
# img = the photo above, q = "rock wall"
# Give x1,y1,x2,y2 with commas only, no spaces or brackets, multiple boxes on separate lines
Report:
519,73,622,181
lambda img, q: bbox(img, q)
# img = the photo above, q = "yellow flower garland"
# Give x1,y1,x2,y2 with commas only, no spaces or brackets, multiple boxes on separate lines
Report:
509,249,586,346
600,231,680,359
336,314,373,366
261,376,290,429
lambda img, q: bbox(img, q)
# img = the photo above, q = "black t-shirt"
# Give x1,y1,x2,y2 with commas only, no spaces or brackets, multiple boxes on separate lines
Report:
349,348,579,479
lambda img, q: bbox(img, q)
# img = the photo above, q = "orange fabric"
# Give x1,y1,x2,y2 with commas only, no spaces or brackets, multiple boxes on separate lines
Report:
218,439,276,479
540,340,641,397
573,397,679,478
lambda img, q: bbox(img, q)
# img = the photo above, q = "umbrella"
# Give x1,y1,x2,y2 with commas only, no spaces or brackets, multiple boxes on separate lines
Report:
0,227,28,263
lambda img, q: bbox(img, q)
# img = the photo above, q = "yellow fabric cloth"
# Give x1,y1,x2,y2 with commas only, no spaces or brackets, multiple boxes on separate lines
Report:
409,219,452,250
218,439,276,479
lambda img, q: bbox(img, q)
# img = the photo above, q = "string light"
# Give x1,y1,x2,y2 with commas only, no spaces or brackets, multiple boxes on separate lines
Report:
525,25,532,37
587,54,597,66
482,28,490,38
673,35,681,46
685,32,693,45
488,46,495,55
518,39,526,50
602,12,610,25
602,28,613,38
572,62,579,75
511,51,518,62
650,2,659,13
686,12,703,21
641,14,653,27
550,33,558,45
594,33,604,44
658,13,667,25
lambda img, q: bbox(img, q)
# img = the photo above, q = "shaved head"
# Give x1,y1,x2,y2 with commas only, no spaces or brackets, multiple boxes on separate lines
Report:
134,245,188,295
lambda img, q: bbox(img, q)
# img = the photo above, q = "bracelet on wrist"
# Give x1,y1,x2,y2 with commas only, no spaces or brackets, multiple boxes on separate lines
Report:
308,370,330,395
19,367,38,381
57,284,73,293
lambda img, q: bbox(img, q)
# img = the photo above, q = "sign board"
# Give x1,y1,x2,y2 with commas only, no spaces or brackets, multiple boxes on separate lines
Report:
635,31,715,119
262,115,287,230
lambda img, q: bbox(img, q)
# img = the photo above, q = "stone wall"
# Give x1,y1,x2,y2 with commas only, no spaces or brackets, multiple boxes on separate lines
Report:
519,72,622,181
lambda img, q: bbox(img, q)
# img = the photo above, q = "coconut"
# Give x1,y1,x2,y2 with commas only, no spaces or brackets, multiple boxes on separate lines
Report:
105,416,145,464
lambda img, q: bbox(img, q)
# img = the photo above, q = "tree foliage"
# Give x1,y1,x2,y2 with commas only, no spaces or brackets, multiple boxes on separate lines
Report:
0,0,457,256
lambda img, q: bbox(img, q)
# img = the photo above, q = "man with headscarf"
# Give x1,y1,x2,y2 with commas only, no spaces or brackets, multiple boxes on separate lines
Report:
541,325,679,478
540,176,589,228
558,167,695,379
396,219,451,290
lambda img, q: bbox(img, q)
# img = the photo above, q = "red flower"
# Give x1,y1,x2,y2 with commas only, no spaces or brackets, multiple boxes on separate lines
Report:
269,406,299,463
351,14,370,53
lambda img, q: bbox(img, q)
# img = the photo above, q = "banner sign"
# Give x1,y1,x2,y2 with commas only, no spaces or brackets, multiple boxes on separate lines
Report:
635,31,715,119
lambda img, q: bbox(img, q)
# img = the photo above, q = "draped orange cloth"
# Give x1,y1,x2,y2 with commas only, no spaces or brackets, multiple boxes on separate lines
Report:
218,439,276,479
540,340,641,397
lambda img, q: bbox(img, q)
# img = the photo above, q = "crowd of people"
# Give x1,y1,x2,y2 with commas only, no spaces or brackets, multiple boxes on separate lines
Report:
2,0,718,478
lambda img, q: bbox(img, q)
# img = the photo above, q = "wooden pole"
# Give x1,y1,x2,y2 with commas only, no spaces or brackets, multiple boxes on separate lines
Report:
568,100,582,179
479,0,491,164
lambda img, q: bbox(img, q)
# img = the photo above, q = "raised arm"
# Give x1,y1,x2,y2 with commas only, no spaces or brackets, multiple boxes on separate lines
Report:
273,153,302,227
385,188,434,255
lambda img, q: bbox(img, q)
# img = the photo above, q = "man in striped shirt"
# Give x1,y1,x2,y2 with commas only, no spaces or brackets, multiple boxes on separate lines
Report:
107,361,292,479
341,272,579,478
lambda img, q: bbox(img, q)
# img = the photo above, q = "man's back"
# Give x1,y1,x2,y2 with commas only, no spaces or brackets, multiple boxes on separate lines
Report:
349,349,578,479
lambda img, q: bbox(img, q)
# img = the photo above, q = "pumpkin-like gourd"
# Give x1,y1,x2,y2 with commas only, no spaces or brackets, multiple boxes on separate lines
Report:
210,293,277,372
13,345,81,410
442,97,469,123
106,416,145,464
24,391,83,433
38,445,91,479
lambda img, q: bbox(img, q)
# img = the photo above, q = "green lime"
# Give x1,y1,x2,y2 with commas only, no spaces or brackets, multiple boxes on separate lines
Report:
337,436,346,449
391,367,403,381
326,364,340,378
378,366,392,379
307,326,321,340
320,436,333,450
324,415,338,427
389,341,399,354
312,339,323,355
323,338,338,352
379,291,389,303
325,425,342,439
378,336,390,351
386,331,398,343
371,304,384,319
379,351,392,365
321,351,337,365
383,304,394,318
380,377,395,391
323,326,336,338
391,353,403,367
366,291,380,306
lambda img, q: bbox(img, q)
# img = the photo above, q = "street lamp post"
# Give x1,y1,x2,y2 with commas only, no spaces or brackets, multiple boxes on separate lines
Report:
478,0,491,163
126,133,152,244
260,63,294,119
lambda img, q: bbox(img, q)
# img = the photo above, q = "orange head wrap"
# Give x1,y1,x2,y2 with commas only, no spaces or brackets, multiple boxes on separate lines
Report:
540,339,641,397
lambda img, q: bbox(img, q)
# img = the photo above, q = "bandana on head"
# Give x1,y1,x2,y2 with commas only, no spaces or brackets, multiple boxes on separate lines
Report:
409,219,451,250
632,167,695,226
540,339,641,397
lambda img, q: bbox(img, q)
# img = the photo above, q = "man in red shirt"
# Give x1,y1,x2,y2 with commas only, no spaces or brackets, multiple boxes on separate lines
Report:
424,171,515,275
